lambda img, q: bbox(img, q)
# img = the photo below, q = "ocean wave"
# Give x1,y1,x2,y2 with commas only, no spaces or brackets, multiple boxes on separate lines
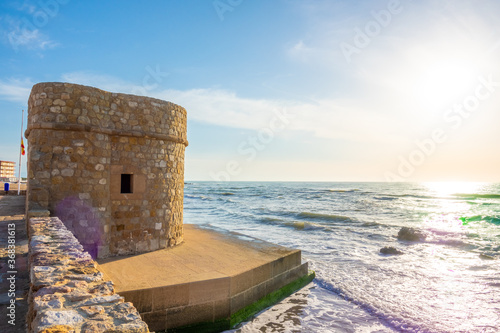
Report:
395,227,477,250
297,212,355,223
479,253,497,260
468,265,492,271
258,217,326,232
361,222,385,227
385,194,435,199
248,193,269,197
284,221,325,231
483,216,500,225
260,217,285,224
454,193,500,200
359,191,374,195
184,194,212,200
373,196,397,201
426,228,463,237
217,198,235,203
460,215,500,225
433,238,472,248
324,189,360,193
305,194,323,199
220,192,235,196
425,236,477,250
312,277,408,333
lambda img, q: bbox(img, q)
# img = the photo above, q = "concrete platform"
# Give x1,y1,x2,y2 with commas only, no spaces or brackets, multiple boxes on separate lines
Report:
97,224,313,332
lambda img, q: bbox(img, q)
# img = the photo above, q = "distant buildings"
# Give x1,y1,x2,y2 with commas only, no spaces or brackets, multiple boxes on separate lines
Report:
0,161,16,181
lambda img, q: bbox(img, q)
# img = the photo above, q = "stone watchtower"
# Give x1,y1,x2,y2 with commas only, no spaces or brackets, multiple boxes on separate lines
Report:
25,82,188,258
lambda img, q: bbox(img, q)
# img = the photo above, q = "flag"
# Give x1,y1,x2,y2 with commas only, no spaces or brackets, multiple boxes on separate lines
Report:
21,138,25,155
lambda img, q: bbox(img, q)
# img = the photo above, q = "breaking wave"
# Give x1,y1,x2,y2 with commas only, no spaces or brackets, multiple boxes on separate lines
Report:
454,193,500,200
460,215,500,225
297,212,355,223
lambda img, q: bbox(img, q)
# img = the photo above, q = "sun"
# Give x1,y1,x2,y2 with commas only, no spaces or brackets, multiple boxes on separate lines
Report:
412,60,480,111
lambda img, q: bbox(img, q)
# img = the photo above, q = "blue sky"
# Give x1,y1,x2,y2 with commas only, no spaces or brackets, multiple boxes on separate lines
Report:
1,0,500,181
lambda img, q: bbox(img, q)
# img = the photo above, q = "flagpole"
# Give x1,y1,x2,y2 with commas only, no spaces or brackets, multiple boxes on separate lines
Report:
17,109,24,195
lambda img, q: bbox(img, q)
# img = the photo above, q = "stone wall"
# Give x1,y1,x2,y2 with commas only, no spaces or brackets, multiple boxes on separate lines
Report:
28,216,149,333
25,82,188,258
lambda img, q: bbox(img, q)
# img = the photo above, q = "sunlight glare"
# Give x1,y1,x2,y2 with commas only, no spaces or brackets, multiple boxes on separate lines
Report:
424,181,483,197
422,182,484,232
412,61,479,110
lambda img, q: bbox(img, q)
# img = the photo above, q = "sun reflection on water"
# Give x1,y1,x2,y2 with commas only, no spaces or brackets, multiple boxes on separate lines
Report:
420,182,487,234
423,181,485,198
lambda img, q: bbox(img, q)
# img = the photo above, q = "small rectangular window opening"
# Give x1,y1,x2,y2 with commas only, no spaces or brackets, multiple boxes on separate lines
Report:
121,174,133,193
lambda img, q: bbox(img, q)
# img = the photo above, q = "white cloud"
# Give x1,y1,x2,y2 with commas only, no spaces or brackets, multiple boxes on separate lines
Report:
1,14,58,51
0,78,33,103
59,71,404,144
7,28,57,50
156,88,405,144
60,71,276,129
156,88,288,130
0,71,410,147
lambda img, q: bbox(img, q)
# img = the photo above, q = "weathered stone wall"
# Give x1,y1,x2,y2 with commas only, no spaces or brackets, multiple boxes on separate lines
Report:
28,216,149,333
25,82,188,258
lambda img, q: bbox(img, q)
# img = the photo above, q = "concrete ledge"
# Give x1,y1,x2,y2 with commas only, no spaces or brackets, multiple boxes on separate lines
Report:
164,271,315,333
98,225,313,332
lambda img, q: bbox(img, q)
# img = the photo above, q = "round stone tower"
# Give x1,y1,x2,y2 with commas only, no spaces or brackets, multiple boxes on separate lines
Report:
25,82,188,258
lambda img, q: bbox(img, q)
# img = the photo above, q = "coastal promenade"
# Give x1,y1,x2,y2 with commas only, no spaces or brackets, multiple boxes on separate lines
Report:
0,195,29,333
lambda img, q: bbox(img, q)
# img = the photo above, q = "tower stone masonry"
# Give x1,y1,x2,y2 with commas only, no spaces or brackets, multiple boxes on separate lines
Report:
25,82,188,258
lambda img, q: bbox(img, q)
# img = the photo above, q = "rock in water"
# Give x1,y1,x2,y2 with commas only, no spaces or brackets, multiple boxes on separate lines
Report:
397,227,426,242
479,253,495,260
380,246,404,255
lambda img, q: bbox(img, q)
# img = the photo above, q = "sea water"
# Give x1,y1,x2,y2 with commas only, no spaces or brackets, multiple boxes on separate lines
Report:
183,182,500,332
